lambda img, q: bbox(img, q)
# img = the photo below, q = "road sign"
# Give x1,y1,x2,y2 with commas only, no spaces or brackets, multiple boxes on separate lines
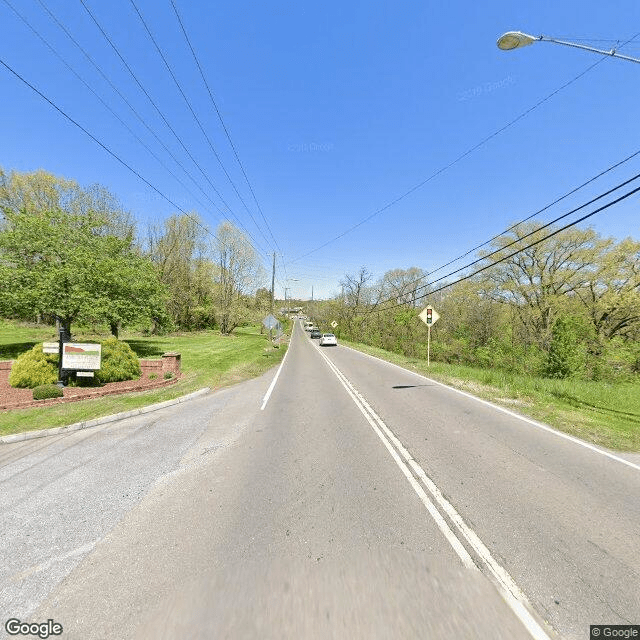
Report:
331,321,338,328
419,306,440,326
262,314,279,330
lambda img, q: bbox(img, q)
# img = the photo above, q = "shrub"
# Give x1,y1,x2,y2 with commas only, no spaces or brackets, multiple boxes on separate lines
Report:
545,316,587,379
32,384,63,400
95,338,141,383
9,344,58,388
148,372,158,380
163,371,173,380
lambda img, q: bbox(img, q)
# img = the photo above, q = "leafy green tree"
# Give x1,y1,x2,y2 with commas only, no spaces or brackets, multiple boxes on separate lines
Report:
0,208,164,338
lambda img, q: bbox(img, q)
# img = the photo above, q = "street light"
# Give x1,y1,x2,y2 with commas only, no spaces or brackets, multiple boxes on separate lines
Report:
497,31,640,64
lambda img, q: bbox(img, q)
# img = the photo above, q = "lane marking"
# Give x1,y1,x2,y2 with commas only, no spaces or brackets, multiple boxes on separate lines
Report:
260,327,294,410
315,345,553,640
340,344,640,473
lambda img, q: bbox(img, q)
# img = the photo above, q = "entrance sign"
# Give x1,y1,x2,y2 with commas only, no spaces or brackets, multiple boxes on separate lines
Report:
43,342,59,354
62,343,101,370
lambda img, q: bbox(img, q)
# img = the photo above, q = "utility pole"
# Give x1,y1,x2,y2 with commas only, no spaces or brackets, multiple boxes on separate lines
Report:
270,252,275,342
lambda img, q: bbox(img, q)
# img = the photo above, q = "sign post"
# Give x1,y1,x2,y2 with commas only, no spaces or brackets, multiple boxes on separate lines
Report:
418,305,440,366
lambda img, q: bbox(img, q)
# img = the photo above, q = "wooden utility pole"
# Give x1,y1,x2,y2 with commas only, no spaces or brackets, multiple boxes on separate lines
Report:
270,252,275,342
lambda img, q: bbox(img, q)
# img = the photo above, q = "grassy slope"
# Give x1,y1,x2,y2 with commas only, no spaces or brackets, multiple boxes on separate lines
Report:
0,321,286,436
343,340,640,452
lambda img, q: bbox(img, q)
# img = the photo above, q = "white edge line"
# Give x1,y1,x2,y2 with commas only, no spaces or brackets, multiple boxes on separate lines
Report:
341,344,640,473
260,337,292,410
316,345,552,640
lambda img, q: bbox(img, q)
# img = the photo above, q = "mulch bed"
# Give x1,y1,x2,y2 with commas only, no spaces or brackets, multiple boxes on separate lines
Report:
0,368,180,411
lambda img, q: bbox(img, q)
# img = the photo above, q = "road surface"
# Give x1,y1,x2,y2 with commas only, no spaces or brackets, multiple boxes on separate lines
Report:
1,320,638,639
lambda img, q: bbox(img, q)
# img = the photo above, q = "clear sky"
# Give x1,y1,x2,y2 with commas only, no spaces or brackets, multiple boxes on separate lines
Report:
1,0,639,300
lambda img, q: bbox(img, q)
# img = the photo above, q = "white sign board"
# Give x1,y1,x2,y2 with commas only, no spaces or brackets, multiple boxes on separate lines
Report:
419,306,440,326
43,342,59,354
62,343,102,370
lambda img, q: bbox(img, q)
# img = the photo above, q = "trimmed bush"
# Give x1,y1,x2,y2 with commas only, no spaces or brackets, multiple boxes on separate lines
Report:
95,338,141,383
163,371,173,380
9,344,58,389
32,384,63,400
148,372,158,380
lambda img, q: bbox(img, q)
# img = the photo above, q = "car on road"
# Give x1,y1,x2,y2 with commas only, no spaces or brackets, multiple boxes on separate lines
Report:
310,329,322,339
319,333,337,346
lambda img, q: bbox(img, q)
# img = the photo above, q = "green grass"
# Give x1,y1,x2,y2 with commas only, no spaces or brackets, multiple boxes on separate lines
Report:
343,339,640,452
0,321,286,436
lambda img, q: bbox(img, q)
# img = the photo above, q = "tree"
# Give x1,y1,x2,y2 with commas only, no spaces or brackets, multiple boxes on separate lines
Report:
214,222,264,334
0,208,164,338
0,167,135,240
378,267,428,307
146,213,212,329
479,223,609,346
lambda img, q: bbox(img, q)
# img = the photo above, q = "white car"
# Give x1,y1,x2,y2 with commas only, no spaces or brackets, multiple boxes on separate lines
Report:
319,333,337,346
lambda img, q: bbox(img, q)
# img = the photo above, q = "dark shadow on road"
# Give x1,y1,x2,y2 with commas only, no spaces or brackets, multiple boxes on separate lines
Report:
392,384,436,389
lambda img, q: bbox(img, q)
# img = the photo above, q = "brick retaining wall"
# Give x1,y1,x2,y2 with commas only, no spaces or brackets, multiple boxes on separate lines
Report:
0,354,182,411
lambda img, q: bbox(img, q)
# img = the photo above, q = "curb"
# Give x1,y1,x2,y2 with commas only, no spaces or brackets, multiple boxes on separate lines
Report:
0,387,211,445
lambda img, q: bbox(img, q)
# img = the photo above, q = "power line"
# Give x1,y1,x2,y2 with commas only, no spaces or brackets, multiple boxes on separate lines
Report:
128,0,275,253
363,179,640,315
0,55,267,268
370,169,640,311
33,0,259,236
288,41,631,265
169,0,283,258
360,145,640,306
77,0,269,258
3,0,234,232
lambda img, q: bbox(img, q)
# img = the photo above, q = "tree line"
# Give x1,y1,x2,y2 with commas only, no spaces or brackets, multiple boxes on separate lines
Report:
0,168,268,338
312,223,640,381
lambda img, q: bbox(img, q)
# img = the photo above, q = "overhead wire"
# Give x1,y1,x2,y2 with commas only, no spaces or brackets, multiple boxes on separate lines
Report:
169,0,284,258
0,56,265,267
3,0,231,233
77,0,270,259
128,0,275,254
33,0,260,239
362,174,640,314
289,32,640,265
353,144,640,304
168,0,290,290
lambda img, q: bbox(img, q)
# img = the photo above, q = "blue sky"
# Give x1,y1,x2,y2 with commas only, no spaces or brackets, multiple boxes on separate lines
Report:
1,0,639,300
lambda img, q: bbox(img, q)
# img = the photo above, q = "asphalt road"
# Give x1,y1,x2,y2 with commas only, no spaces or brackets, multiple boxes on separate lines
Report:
1,320,638,639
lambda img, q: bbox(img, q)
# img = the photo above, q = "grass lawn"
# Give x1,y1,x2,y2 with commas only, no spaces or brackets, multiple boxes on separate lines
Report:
0,321,286,436
343,340,640,452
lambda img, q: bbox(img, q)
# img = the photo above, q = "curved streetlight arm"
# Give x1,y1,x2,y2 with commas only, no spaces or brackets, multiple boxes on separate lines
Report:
539,35,640,64
497,31,640,64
